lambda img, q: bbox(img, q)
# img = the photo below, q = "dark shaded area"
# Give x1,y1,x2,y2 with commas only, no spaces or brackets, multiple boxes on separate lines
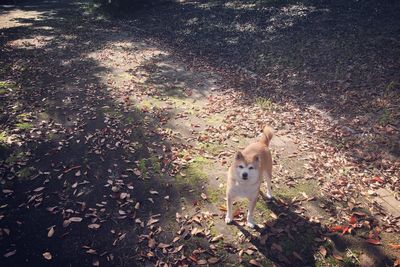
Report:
0,1,197,266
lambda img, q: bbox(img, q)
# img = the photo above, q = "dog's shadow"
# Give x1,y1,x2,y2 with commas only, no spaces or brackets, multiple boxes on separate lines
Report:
231,194,393,266
231,195,319,266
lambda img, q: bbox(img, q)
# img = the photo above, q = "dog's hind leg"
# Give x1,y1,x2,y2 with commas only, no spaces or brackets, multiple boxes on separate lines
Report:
264,171,273,200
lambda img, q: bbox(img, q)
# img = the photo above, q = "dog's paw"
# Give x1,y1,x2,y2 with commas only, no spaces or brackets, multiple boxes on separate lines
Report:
246,221,255,228
225,217,233,224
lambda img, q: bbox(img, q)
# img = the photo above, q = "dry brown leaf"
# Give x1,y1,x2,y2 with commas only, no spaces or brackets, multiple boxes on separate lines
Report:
63,219,71,228
43,252,52,260
332,252,343,261
249,259,262,267
208,257,219,264
201,193,207,200
47,227,55,237
86,249,97,254
4,250,16,258
69,217,83,222
148,238,156,248
92,258,100,266
210,234,223,242
147,218,159,226
33,187,45,192
270,212,278,219
88,224,101,230
389,244,400,249
197,259,207,265
157,243,170,249
319,246,327,257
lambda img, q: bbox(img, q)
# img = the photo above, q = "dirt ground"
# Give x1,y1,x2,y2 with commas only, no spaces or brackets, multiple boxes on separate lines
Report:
0,0,399,266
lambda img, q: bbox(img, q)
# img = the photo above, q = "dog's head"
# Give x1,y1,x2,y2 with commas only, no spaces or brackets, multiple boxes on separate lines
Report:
232,151,261,184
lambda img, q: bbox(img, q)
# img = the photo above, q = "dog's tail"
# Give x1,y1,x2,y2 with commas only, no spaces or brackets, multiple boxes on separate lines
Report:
259,125,273,147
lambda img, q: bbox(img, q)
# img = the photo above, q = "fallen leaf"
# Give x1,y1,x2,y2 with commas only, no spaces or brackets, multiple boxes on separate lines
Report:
332,252,343,261
48,227,55,237
69,217,83,222
4,250,16,257
201,193,207,200
33,187,45,192
208,257,219,264
197,259,207,265
329,225,345,232
43,252,52,260
157,243,170,249
148,239,156,248
211,234,223,242
249,259,262,267
270,212,278,219
88,224,101,230
319,246,327,257
92,258,99,266
147,218,159,226
389,244,400,249
349,215,357,224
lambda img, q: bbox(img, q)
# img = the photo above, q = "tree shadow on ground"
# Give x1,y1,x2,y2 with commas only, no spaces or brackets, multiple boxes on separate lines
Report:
0,1,206,266
232,195,393,266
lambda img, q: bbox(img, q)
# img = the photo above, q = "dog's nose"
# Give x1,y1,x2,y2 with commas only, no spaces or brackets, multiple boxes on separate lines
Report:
242,172,248,180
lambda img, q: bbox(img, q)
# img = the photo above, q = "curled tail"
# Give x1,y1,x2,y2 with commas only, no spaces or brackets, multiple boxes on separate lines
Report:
259,125,273,147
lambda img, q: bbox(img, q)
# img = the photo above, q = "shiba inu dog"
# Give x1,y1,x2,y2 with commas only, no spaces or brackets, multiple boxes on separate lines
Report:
225,125,273,228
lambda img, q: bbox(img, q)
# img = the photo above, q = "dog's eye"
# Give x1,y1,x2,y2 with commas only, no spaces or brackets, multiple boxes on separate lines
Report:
249,166,254,170
238,165,244,169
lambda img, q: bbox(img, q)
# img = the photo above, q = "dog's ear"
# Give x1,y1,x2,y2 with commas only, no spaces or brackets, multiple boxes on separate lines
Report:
253,155,260,163
235,151,244,161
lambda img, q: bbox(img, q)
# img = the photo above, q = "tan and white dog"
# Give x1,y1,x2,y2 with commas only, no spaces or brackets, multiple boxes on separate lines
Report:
225,125,273,228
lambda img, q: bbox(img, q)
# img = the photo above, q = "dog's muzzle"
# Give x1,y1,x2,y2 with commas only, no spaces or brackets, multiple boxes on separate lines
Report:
242,172,248,180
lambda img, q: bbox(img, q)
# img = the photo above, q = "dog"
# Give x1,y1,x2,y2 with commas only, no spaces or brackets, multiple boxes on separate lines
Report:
225,125,273,228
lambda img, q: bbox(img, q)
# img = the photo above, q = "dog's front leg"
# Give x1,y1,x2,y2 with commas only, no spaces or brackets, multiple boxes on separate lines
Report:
225,194,233,224
246,196,257,228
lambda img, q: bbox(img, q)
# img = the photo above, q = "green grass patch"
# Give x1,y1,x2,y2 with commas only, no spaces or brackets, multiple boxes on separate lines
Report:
275,180,317,200
0,132,7,143
196,142,225,155
255,97,274,111
16,166,36,180
15,122,34,131
0,81,17,89
207,187,225,204
175,156,209,190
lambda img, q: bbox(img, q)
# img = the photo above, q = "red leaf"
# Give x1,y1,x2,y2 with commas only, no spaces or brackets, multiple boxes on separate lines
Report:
340,226,350,236
329,225,345,232
349,215,357,224
233,208,243,218
372,177,384,183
